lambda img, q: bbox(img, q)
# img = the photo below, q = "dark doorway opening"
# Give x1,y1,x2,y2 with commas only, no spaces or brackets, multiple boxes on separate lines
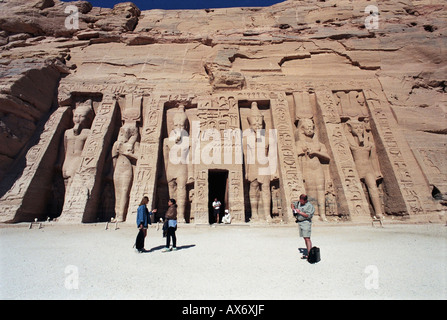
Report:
208,169,229,224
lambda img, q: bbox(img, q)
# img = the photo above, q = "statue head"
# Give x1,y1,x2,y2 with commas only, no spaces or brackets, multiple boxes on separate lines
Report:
171,104,188,143
72,100,94,135
247,102,263,131
346,119,365,145
172,104,187,131
117,122,139,144
298,118,315,139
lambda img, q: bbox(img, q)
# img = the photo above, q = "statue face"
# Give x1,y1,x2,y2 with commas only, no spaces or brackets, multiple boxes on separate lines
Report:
301,119,314,137
171,105,188,140
250,116,263,131
118,124,138,143
173,118,185,132
248,102,264,131
349,121,364,137
72,105,92,135
73,109,87,125
118,126,131,143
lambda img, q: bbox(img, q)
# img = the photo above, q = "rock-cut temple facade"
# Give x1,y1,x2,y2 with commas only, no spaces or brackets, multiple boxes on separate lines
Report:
0,0,446,224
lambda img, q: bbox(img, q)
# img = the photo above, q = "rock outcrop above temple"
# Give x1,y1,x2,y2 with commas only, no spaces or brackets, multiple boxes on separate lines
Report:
0,0,445,223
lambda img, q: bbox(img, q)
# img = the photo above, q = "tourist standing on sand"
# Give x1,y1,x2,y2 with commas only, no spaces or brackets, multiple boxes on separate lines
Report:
163,198,178,252
292,194,315,259
136,196,156,252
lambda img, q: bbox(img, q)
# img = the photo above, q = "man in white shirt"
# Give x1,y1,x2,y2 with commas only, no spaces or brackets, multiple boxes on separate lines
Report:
292,194,315,259
212,198,221,224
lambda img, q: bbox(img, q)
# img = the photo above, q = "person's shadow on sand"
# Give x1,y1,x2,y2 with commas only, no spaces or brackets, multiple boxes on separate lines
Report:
143,244,196,253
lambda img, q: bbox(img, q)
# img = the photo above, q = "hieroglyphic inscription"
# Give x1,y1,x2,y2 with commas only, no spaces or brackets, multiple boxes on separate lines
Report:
191,98,213,223
270,92,304,222
60,95,118,222
218,95,244,222
228,169,244,222
58,82,154,105
315,89,371,219
126,96,164,223
193,169,208,223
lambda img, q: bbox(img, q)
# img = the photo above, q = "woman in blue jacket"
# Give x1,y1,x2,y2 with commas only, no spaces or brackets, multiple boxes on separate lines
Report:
136,196,157,250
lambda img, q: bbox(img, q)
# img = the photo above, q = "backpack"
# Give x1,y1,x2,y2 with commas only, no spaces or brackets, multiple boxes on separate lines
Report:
307,246,321,264
135,229,145,252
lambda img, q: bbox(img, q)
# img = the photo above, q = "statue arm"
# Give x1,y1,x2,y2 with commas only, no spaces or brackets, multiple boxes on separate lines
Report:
295,142,306,156
310,143,330,162
126,132,139,154
187,144,194,183
242,136,248,180
111,141,120,168
128,141,139,161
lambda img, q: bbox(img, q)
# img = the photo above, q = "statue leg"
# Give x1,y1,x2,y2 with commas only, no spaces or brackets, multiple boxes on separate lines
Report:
364,174,383,218
114,174,125,222
113,158,133,222
316,172,328,221
168,179,177,200
249,180,260,221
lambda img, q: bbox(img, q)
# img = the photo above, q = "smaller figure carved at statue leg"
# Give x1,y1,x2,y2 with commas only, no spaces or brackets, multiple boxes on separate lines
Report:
260,180,272,223
249,180,260,222
176,182,187,223
168,179,177,201
317,189,328,222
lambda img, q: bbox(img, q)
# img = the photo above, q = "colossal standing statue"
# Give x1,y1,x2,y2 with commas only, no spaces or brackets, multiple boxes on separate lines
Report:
345,119,384,219
163,105,189,222
112,122,139,222
62,100,94,190
295,118,330,221
244,102,272,222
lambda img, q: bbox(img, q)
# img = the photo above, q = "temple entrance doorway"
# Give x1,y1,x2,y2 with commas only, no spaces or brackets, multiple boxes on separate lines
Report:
208,169,229,224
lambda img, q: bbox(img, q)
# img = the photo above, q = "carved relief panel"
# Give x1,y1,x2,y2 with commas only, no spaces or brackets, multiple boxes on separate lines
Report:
126,96,164,223
363,89,427,215
315,89,371,220
270,92,305,223
0,106,71,222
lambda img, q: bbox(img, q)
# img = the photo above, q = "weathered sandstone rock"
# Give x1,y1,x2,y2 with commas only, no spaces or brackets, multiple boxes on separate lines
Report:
0,0,445,224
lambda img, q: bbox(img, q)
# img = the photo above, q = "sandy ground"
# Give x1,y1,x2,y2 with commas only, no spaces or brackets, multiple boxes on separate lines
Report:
0,221,446,300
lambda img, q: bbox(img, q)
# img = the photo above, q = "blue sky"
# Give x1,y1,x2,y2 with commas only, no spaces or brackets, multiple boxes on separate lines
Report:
74,0,284,10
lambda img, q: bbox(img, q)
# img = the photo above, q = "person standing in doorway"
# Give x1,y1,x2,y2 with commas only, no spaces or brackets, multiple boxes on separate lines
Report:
292,194,315,259
163,199,178,252
212,198,221,224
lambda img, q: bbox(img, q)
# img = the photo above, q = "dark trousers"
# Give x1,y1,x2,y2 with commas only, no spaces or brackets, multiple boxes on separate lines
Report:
213,209,220,223
166,227,176,248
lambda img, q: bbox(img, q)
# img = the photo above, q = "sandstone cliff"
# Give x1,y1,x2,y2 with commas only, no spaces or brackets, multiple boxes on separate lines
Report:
0,0,445,223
